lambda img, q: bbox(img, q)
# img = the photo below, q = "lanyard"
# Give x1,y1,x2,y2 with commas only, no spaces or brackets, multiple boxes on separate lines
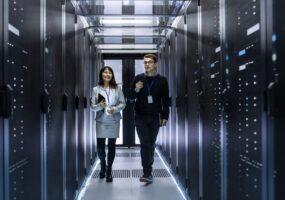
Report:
103,87,111,104
144,75,157,95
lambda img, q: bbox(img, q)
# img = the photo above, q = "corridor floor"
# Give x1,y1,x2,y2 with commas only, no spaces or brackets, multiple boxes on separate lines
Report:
77,148,188,200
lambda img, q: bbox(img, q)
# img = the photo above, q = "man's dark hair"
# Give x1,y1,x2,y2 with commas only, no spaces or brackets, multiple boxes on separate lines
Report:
144,54,157,63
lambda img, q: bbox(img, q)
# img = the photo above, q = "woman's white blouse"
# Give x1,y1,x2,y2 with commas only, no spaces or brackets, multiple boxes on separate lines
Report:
91,86,126,117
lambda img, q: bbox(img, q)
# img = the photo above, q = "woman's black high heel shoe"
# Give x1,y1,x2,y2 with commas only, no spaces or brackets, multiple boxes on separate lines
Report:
106,167,113,182
99,164,106,179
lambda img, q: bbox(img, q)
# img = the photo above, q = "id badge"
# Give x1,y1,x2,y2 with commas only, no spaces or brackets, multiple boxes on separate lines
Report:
147,95,153,104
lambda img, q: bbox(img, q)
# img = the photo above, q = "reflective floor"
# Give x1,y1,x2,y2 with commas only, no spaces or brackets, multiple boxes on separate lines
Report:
78,148,187,200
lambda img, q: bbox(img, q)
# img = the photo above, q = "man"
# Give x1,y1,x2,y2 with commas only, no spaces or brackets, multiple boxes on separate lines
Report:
128,54,169,183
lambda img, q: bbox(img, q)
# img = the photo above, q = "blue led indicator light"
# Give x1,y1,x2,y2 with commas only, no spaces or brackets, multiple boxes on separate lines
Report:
272,34,277,42
239,49,246,56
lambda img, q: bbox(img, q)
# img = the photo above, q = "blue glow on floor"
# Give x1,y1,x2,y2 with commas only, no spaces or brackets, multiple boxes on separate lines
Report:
155,148,190,200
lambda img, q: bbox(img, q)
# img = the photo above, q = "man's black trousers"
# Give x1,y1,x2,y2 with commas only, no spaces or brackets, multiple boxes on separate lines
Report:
135,114,160,175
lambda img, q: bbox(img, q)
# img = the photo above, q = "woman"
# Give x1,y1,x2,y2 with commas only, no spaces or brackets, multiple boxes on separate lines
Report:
91,66,126,182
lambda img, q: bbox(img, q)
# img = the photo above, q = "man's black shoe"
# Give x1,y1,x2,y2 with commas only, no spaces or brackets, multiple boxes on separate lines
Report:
139,174,153,183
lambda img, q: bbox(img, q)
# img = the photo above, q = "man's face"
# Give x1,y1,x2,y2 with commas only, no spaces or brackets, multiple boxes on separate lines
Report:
143,58,156,73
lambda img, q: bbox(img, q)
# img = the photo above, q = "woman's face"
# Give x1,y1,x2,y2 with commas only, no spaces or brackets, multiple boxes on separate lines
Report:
102,68,113,83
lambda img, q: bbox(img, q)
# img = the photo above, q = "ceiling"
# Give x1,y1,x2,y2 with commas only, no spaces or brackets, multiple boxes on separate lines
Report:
73,0,191,53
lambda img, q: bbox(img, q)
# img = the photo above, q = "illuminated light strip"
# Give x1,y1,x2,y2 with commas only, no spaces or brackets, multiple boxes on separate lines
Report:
272,53,277,62
247,23,260,36
8,24,20,36
215,46,221,53
155,148,190,200
239,64,247,71
100,19,152,24
77,159,100,200
101,49,158,54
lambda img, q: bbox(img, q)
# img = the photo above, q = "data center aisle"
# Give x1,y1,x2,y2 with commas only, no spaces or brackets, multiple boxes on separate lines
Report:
78,148,188,200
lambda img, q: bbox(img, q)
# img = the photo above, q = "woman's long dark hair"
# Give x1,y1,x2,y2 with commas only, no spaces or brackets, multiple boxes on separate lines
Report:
98,66,118,89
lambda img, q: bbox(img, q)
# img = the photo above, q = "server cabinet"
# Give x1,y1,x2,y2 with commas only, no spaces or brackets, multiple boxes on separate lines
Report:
90,46,96,161
169,32,178,172
200,0,222,199
65,2,77,199
186,1,200,199
0,0,5,197
163,42,171,159
122,58,136,147
75,20,86,187
176,19,187,186
44,0,64,199
157,51,166,153
225,0,267,199
164,42,171,159
270,0,285,199
84,34,92,173
5,0,42,199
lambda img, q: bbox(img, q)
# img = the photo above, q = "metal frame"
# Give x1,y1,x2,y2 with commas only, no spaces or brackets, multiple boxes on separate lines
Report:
80,14,178,17
93,35,166,38
0,0,3,195
1,0,9,199
87,25,175,30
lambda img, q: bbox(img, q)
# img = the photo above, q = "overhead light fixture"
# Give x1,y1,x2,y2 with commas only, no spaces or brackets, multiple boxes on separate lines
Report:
123,0,130,5
98,44,157,49
100,19,151,24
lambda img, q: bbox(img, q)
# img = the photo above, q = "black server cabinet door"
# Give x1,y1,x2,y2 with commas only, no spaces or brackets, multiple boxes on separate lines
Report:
169,32,177,172
45,0,64,199
76,20,86,187
186,1,200,199
163,42,171,158
271,0,285,198
176,19,187,186
65,2,77,199
225,0,266,199
6,0,42,199
200,0,222,199
0,0,4,198
122,58,135,147
84,34,91,173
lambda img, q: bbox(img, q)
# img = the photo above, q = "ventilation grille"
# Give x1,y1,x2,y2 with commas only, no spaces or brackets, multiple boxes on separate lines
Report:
92,169,170,179
132,169,170,178
115,152,158,157
93,169,130,178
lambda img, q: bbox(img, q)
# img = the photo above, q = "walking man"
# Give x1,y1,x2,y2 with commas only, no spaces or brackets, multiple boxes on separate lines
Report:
128,54,169,183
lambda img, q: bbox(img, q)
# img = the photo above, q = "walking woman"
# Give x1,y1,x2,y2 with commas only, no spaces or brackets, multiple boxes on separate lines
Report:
91,66,126,182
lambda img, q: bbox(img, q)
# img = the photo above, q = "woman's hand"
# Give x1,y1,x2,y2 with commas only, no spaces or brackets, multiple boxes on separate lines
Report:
99,100,106,108
107,107,115,114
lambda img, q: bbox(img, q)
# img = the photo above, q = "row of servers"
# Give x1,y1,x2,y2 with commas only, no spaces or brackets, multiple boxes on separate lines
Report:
1,0,103,199
157,0,285,200
1,0,285,200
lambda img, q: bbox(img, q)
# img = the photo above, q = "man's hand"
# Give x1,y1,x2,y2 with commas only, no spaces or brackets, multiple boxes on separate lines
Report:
160,119,168,127
135,81,143,93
